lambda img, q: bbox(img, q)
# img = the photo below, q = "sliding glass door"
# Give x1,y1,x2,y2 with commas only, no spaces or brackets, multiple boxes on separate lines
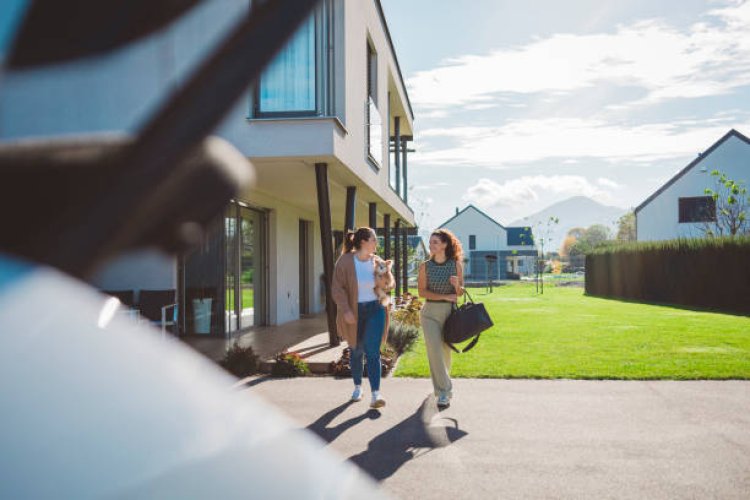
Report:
225,203,266,334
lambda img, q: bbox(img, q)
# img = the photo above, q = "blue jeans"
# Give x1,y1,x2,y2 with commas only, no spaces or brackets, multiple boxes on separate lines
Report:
351,300,386,391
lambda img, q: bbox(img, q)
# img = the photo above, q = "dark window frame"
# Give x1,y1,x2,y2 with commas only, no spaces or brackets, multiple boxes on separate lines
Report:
678,196,716,223
251,0,333,118
469,235,476,250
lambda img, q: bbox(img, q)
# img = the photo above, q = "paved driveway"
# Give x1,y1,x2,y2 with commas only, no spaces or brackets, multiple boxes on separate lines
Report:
245,377,750,499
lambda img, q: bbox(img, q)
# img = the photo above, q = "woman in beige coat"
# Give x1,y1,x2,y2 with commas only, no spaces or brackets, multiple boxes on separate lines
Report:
331,227,389,409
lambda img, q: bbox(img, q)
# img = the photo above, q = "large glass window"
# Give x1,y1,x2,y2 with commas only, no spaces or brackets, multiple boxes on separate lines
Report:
678,196,716,223
367,42,383,166
254,0,331,116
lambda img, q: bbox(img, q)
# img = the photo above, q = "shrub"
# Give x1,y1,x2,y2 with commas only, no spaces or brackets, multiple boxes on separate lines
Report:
219,342,259,378
586,236,750,314
380,345,397,376
391,293,423,327
330,346,398,378
330,347,352,378
271,351,310,377
387,321,420,355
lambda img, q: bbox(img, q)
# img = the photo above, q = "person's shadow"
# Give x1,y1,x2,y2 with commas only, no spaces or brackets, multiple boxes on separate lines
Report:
347,396,468,481
306,401,382,444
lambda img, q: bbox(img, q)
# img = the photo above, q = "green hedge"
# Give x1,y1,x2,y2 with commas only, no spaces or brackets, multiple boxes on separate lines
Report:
585,237,750,315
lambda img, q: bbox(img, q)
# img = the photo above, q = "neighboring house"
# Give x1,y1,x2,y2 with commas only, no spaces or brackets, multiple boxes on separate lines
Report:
439,205,536,281
407,235,427,279
635,129,750,241
0,0,416,337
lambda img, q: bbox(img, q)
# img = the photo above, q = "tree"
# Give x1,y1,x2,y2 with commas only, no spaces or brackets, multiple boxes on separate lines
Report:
566,224,610,271
584,224,610,246
616,211,636,241
702,170,749,237
567,227,586,240
522,216,559,294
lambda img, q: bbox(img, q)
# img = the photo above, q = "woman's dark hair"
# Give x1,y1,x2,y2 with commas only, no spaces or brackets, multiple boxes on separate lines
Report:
343,227,376,254
430,229,464,262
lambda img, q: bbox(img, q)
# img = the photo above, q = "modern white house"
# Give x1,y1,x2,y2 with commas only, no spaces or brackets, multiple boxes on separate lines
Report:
0,0,416,339
635,129,750,241
407,235,428,275
439,205,537,280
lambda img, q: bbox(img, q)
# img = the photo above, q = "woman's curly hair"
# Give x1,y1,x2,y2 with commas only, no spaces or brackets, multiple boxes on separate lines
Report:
430,229,464,262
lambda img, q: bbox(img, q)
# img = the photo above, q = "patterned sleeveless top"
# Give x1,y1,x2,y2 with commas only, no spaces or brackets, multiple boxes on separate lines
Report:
425,258,457,295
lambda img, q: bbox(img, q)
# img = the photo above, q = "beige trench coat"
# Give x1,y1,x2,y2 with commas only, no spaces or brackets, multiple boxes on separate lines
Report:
331,252,390,348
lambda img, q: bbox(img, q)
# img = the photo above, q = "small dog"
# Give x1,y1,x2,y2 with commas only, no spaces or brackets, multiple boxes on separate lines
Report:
373,259,395,306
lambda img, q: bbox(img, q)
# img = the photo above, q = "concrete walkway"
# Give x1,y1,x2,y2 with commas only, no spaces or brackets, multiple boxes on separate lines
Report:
244,377,750,499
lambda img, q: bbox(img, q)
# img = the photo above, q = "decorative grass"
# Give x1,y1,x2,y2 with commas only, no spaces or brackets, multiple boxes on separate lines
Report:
395,282,750,380
590,235,750,254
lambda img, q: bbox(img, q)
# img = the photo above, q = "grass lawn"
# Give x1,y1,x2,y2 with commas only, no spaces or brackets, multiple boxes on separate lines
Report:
394,282,750,379
225,288,254,309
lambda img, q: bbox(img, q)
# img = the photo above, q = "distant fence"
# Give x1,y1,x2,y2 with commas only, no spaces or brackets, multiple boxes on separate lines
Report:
585,237,750,315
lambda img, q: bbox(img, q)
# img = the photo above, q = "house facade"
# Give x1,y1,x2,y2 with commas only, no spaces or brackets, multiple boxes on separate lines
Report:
635,129,750,241
0,0,416,337
439,205,536,281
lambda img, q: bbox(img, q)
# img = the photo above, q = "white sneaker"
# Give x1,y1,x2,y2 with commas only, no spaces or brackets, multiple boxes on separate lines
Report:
370,391,386,409
437,394,450,409
350,386,363,402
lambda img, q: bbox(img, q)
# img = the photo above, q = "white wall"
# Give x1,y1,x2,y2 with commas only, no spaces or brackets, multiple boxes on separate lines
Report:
637,134,750,241
442,208,506,251
330,0,414,222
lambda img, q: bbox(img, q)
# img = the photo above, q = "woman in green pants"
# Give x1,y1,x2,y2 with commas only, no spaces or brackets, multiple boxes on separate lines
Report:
417,229,464,409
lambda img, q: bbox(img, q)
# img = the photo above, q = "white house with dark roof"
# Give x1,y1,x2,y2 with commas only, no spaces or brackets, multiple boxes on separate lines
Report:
635,129,750,241
439,205,537,280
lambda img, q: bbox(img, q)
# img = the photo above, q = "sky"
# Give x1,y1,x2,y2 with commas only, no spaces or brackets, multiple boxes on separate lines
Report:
380,0,750,232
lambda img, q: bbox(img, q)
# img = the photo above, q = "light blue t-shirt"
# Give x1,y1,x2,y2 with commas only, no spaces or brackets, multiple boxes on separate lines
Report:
354,255,378,303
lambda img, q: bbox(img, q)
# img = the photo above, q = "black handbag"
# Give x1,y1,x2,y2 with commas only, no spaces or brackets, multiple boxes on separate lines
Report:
442,289,493,353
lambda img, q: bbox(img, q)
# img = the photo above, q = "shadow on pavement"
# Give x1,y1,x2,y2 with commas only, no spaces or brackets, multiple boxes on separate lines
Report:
347,396,468,481
235,375,275,389
307,401,382,444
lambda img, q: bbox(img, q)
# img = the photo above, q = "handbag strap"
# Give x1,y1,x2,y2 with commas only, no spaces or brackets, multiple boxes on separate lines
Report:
445,332,481,354
461,333,481,353
462,288,474,304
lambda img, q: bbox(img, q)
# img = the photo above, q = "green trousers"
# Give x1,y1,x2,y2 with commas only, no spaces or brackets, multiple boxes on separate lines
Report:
420,301,453,398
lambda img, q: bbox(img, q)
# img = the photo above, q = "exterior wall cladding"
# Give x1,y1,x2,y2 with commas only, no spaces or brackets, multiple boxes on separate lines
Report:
0,0,415,328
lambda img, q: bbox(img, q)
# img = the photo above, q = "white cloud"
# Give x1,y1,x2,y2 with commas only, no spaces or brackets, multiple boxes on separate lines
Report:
411,182,450,191
463,175,614,209
407,2,750,110
416,118,743,166
597,177,620,189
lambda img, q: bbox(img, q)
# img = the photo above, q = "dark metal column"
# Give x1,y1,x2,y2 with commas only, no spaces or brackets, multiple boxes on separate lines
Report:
314,163,339,347
402,225,408,292
369,202,377,229
394,116,401,196
383,214,391,260
345,186,356,233
401,138,408,204
394,219,402,297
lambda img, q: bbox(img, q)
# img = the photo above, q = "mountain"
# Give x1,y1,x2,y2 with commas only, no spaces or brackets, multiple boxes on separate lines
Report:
510,196,626,253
